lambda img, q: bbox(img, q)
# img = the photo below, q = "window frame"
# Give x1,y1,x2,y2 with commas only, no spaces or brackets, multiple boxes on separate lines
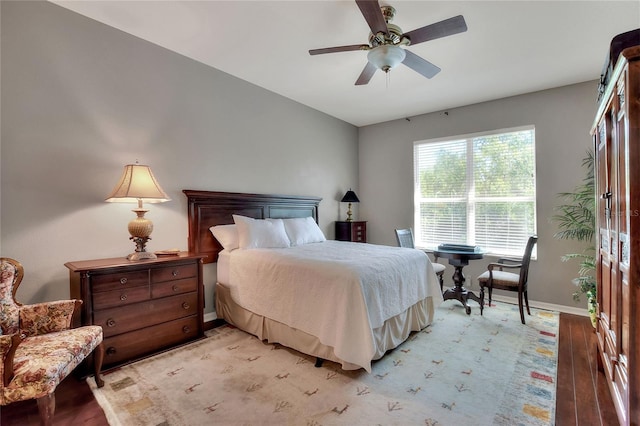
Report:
413,125,537,258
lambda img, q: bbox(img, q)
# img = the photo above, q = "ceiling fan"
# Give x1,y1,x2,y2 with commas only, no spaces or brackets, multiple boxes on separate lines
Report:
309,0,467,85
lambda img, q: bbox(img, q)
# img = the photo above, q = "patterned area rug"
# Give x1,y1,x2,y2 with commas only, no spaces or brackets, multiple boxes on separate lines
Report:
88,301,558,425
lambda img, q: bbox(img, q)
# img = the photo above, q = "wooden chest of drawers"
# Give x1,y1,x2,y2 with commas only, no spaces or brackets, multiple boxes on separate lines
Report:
335,221,367,242
66,253,205,370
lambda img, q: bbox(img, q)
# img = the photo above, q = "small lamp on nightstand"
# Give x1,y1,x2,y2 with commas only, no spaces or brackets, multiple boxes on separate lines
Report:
341,189,360,222
106,162,170,260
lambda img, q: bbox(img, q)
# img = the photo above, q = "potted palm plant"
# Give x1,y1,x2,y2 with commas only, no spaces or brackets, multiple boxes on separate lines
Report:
552,150,597,326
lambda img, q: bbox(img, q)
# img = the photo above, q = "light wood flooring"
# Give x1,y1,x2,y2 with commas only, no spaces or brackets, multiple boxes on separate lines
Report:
0,313,618,425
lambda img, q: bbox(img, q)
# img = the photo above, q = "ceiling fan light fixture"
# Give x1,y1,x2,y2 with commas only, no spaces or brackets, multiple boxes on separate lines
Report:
367,44,406,72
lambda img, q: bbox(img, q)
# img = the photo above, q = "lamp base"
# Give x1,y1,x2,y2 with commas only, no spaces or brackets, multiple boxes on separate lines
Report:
127,235,156,261
346,202,354,222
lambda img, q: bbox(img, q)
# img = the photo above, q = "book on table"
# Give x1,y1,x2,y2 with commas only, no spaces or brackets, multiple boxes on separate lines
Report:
437,243,480,253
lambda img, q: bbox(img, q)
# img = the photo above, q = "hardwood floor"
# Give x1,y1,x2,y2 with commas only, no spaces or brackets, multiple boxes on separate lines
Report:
1,313,618,425
556,313,618,425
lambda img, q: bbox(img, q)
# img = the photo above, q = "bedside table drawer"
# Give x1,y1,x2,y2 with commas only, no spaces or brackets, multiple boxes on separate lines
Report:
92,270,148,293
352,223,366,242
151,263,197,282
92,285,150,310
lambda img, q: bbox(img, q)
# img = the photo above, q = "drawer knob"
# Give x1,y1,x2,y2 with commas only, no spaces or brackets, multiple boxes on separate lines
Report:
120,294,128,301
172,285,179,292
106,318,116,327
182,325,190,333
182,302,190,310
106,347,117,356
172,270,179,277
120,277,128,285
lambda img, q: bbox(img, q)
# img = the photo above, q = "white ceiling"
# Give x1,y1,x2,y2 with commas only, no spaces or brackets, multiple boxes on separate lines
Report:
52,1,640,127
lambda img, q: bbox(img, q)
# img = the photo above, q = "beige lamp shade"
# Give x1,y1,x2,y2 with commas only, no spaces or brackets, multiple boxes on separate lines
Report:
105,163,170,203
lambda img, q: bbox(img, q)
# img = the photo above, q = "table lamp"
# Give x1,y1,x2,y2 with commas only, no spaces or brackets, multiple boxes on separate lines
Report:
106,162,170,260
341,189,360,222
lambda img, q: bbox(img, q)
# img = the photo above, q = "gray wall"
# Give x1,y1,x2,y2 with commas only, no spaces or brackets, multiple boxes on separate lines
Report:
358,81,597,309
1,1,358,313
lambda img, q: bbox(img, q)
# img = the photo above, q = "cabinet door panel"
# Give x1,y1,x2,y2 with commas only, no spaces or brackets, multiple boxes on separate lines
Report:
600,254,612,330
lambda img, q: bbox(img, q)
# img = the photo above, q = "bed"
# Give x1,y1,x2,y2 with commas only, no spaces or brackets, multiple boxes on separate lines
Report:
184,190,443,372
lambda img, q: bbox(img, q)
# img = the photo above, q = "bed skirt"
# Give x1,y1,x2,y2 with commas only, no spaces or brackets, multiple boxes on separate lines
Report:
214,282,437,371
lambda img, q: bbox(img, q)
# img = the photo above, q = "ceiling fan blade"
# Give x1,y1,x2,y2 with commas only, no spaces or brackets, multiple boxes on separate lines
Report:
356,0,388,35
309,44,368,56
402,50,441,79
403,15,467,46
355,62,377,85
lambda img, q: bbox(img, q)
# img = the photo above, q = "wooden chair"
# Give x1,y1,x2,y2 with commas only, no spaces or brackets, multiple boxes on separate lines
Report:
394,228,445,292
477,236,538,324
0,257,105,425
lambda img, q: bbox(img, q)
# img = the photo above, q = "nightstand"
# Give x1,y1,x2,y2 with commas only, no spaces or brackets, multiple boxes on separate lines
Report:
66,253,205,370
335,221,367,242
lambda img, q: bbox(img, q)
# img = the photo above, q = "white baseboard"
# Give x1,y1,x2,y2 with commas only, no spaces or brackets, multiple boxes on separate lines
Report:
204,312,217,323
487,294,588,317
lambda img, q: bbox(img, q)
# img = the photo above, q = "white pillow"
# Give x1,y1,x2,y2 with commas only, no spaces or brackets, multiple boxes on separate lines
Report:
282,217,326,246
209,224,239,251
232,215,291,249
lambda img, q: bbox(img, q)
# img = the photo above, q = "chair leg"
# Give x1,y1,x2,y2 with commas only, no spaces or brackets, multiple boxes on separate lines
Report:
37,393,55,426
524,290,531,315
437,272,444,294
488,286,493,307
518,291,526,324
94,342,105,388
479,286,484,315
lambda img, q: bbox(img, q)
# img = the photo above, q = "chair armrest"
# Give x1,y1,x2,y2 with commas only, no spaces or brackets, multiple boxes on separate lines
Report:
487,262,523,272
19,300,82,337
497,257,522,264
0,334,22,387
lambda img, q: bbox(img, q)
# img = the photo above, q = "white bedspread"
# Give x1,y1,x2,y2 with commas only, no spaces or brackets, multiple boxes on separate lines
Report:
226,240,443,371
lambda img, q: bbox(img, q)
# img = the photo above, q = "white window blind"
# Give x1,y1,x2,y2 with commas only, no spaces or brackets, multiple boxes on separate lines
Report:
413,126,536,257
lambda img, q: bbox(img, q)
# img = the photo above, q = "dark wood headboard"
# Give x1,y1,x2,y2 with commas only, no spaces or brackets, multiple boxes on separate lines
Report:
183,190,322,263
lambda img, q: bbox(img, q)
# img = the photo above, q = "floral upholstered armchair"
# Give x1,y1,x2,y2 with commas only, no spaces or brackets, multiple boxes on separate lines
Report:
0,257,104,425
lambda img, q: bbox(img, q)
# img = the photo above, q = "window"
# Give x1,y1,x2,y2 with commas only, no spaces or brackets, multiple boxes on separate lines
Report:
413,126,536,257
